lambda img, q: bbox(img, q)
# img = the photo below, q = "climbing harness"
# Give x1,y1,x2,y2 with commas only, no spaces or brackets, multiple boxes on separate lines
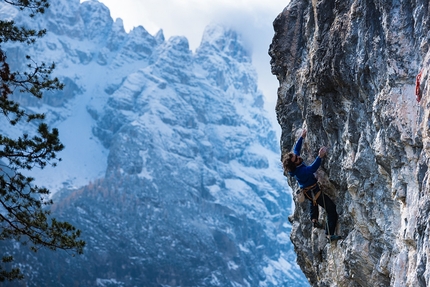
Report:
303,182,321,206
416,70,423,102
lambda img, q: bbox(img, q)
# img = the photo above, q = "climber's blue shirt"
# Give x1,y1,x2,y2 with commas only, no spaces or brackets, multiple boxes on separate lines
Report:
288,136,322,188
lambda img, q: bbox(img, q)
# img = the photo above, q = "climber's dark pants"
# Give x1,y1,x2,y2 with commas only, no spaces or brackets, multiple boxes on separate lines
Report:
305,186,338,235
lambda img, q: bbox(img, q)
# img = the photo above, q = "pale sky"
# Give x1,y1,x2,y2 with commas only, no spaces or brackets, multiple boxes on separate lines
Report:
81,0,290,127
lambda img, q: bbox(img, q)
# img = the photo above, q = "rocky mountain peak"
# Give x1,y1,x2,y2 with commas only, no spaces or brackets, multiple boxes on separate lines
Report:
0,0,309,286
199,23,251,63
155,29,165,44
44,0,85,38
79,0,113,41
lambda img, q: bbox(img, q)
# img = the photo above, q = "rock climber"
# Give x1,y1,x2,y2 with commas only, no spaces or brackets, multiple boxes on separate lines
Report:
282,128,341,241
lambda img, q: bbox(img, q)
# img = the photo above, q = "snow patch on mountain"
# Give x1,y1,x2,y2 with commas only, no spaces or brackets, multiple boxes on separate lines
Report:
1,0,309,286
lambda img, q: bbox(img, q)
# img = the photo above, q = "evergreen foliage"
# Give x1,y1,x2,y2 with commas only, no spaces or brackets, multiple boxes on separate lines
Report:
0,0,85,281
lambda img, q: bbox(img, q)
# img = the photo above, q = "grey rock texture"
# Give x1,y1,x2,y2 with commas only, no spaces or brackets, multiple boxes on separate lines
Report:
269,0,430,286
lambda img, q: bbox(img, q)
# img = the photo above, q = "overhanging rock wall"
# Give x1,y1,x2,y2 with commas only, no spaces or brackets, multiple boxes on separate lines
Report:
269,1,430,286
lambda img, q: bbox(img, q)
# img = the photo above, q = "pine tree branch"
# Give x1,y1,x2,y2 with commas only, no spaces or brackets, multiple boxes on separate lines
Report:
3,0,49,16
0,0,85,281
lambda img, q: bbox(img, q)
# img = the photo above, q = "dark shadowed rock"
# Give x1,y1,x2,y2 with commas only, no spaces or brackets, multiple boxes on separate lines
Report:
270,0,430,286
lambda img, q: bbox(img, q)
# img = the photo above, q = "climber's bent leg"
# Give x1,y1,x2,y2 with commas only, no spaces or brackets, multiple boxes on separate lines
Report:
316,193,338,235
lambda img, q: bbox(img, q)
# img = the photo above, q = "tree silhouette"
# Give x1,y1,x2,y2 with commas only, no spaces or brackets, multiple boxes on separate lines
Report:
0,0,85,281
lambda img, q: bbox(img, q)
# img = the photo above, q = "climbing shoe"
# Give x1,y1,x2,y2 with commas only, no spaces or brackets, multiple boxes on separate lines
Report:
313,221,324,229
327,235,342,242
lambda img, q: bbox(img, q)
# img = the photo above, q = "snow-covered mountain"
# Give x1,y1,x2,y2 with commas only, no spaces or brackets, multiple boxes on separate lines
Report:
1,0,308,286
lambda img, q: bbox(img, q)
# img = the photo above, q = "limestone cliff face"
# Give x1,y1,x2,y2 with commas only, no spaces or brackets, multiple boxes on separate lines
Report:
269,0,430,286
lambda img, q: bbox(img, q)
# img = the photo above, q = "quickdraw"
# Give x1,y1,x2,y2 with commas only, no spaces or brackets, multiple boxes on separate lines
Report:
416,70,422,102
